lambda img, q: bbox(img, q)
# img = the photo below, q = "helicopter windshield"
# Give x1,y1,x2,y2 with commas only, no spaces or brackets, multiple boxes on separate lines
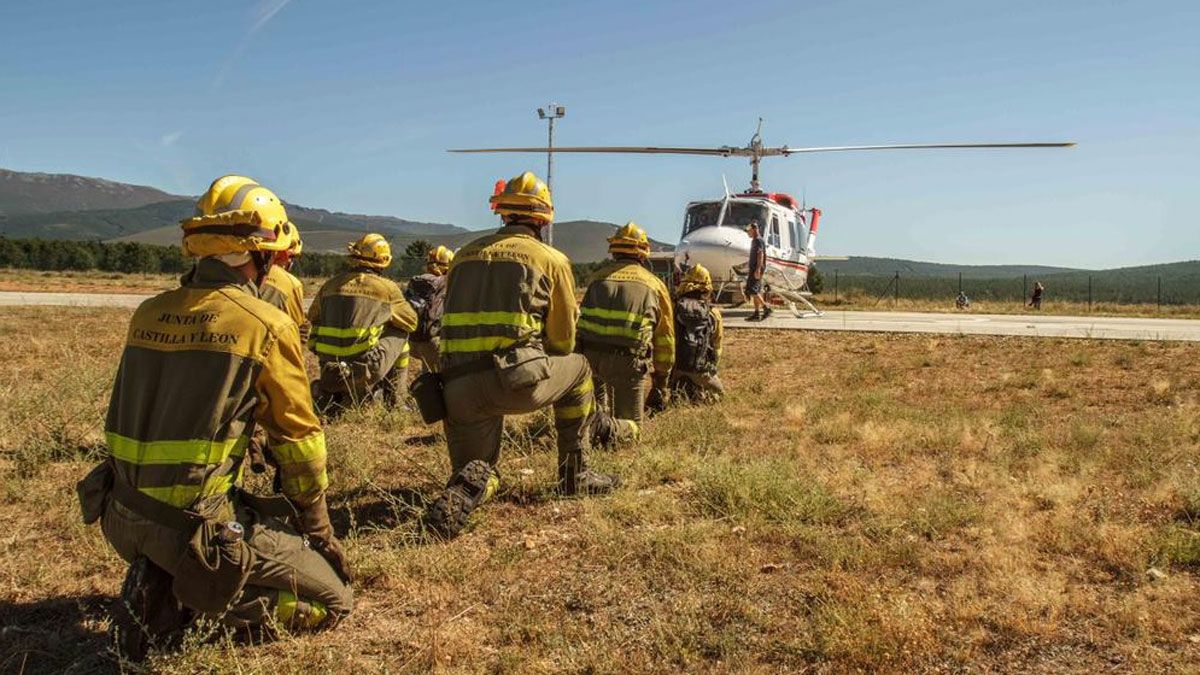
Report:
684,201,771,235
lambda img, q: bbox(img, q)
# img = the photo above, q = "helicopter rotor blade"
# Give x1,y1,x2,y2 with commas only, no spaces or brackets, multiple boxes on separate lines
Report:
449,146,750,156
775,141,1075,155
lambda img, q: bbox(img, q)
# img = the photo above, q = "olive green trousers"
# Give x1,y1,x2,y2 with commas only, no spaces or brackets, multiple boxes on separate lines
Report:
441,353,596,474
581,348,644,442
101,496,352,627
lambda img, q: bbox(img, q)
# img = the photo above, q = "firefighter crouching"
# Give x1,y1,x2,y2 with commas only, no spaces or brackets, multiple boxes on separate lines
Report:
252,229,308,480
259,231,309,341
76,175,352,661
308,234,418,412
670,264,726,403
403,245,454,373
422,171,620,539
578,222,674,438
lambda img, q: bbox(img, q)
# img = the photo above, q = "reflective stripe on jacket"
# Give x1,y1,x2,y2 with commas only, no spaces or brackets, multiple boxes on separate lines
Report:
307,267,417,359
578,259,675,375
440,224,577,368
104,258,328,509
259,265,309,342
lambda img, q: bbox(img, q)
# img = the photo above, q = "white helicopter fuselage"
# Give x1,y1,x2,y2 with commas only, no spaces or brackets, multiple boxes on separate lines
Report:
673,192,820,297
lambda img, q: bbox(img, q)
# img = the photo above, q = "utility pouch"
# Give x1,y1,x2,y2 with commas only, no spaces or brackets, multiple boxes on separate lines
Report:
493,344,550,391
171,518,255,614
76,460,114,525
409,370,447,424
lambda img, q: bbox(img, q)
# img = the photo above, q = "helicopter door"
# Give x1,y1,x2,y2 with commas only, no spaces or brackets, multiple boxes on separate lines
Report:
789,218,804,255
768,215,782,249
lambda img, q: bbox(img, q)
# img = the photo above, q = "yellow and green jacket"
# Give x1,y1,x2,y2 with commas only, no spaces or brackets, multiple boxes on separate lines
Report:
307,267,417,360
259,264,309,342
440,224,578,368
104,258,328,510
578,258,675,376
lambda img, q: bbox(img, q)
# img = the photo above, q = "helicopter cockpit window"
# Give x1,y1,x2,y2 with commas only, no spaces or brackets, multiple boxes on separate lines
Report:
768,216,782,248
683,202,770,235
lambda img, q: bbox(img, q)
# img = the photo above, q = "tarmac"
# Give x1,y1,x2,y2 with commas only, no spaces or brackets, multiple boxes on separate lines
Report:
4,290,1200,342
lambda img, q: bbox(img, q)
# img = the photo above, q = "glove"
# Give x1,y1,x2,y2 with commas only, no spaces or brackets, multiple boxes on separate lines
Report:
646,374,670,415
246,432,268,474
295,494,354,583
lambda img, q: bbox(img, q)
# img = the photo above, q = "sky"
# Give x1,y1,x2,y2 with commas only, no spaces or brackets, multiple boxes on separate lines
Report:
1,0,1197,268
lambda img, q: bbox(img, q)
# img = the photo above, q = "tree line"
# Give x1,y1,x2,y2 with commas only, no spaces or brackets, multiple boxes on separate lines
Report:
0,237,603,284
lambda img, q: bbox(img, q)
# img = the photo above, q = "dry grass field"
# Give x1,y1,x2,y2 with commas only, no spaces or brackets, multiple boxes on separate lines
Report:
814,289,1200,320
3,306,1200,673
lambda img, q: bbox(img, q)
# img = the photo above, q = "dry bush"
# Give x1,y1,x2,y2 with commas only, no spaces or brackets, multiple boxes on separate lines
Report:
3,310,1200,672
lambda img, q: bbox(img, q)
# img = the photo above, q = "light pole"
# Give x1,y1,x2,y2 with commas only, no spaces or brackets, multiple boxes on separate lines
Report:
537,103,565,246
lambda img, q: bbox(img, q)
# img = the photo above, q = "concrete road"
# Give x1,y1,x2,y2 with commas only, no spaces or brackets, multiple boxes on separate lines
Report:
0,290,150,309
4,290,1200,342
721,307,1200,342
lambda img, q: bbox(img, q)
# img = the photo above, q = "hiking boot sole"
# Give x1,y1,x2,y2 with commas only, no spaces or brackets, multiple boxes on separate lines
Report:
423,460,494,539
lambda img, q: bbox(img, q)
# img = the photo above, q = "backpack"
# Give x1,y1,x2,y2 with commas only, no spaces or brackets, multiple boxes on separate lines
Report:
404,273,446,341
675,297,715,373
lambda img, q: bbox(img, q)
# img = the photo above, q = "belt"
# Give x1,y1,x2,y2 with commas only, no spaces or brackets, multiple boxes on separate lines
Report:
440,357,494,383
579,340,642,356
109,476,204,532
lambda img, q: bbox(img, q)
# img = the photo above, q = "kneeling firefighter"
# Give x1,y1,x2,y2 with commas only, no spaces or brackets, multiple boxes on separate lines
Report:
421,171,620,539
403,245,454,373
670,264,726,403
308,234,418,411
577,222,674,438
252,230,308,482
76,175,352,661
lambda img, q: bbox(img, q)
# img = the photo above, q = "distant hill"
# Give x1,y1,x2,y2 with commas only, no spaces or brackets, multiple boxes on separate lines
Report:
817,256,1080,279
0,168,180,216
0,168,465,241
120,219,674,264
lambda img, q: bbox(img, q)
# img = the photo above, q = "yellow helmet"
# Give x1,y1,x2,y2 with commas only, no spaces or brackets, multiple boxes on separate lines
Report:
489,171,554,225
608,221,651,259
180,175,297,257
677,264,713,295
288,233,303,256
426,245,454,273
348,233,392,269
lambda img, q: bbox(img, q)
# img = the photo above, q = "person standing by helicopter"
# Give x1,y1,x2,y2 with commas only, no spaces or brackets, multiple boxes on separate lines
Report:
745,222,772,321
1029,281,1045,310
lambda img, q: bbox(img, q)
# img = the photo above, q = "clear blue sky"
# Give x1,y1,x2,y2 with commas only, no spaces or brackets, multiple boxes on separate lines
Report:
1,0,1196,268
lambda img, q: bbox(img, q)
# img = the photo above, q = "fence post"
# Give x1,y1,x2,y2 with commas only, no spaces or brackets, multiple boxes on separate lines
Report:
1023,274,1028,307
834,269,839,304
958,271,962,295
1088,275,1093,312
1158,276,1162,311
894,271,900,307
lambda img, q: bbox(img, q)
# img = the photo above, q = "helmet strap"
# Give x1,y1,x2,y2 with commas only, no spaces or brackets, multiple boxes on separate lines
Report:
250,250,274,287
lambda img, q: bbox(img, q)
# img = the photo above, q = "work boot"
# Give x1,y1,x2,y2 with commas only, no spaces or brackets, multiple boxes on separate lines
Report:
558,453,621,496
745,311,762,322
763,306,774,319
110,556,192,662
422,460,499,540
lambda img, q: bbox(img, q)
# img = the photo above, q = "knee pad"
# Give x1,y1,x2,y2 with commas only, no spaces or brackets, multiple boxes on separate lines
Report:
275,590,329,629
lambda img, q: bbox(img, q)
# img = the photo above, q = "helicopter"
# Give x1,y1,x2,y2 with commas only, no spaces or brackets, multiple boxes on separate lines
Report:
450,120,1075,316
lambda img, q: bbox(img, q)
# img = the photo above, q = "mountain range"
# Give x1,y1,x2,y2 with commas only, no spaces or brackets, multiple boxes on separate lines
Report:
0,168,672,262
1,168,1196,278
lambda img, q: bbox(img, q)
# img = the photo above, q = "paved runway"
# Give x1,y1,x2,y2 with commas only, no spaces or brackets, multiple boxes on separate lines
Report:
4,291,1200,342
721,307,1200,341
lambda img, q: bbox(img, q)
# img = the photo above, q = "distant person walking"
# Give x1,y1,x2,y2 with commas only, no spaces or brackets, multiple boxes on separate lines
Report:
1029,281,1044,310
745,222,771,321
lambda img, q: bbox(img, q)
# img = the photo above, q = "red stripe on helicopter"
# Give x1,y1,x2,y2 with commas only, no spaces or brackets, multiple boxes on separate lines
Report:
768,257,808,271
